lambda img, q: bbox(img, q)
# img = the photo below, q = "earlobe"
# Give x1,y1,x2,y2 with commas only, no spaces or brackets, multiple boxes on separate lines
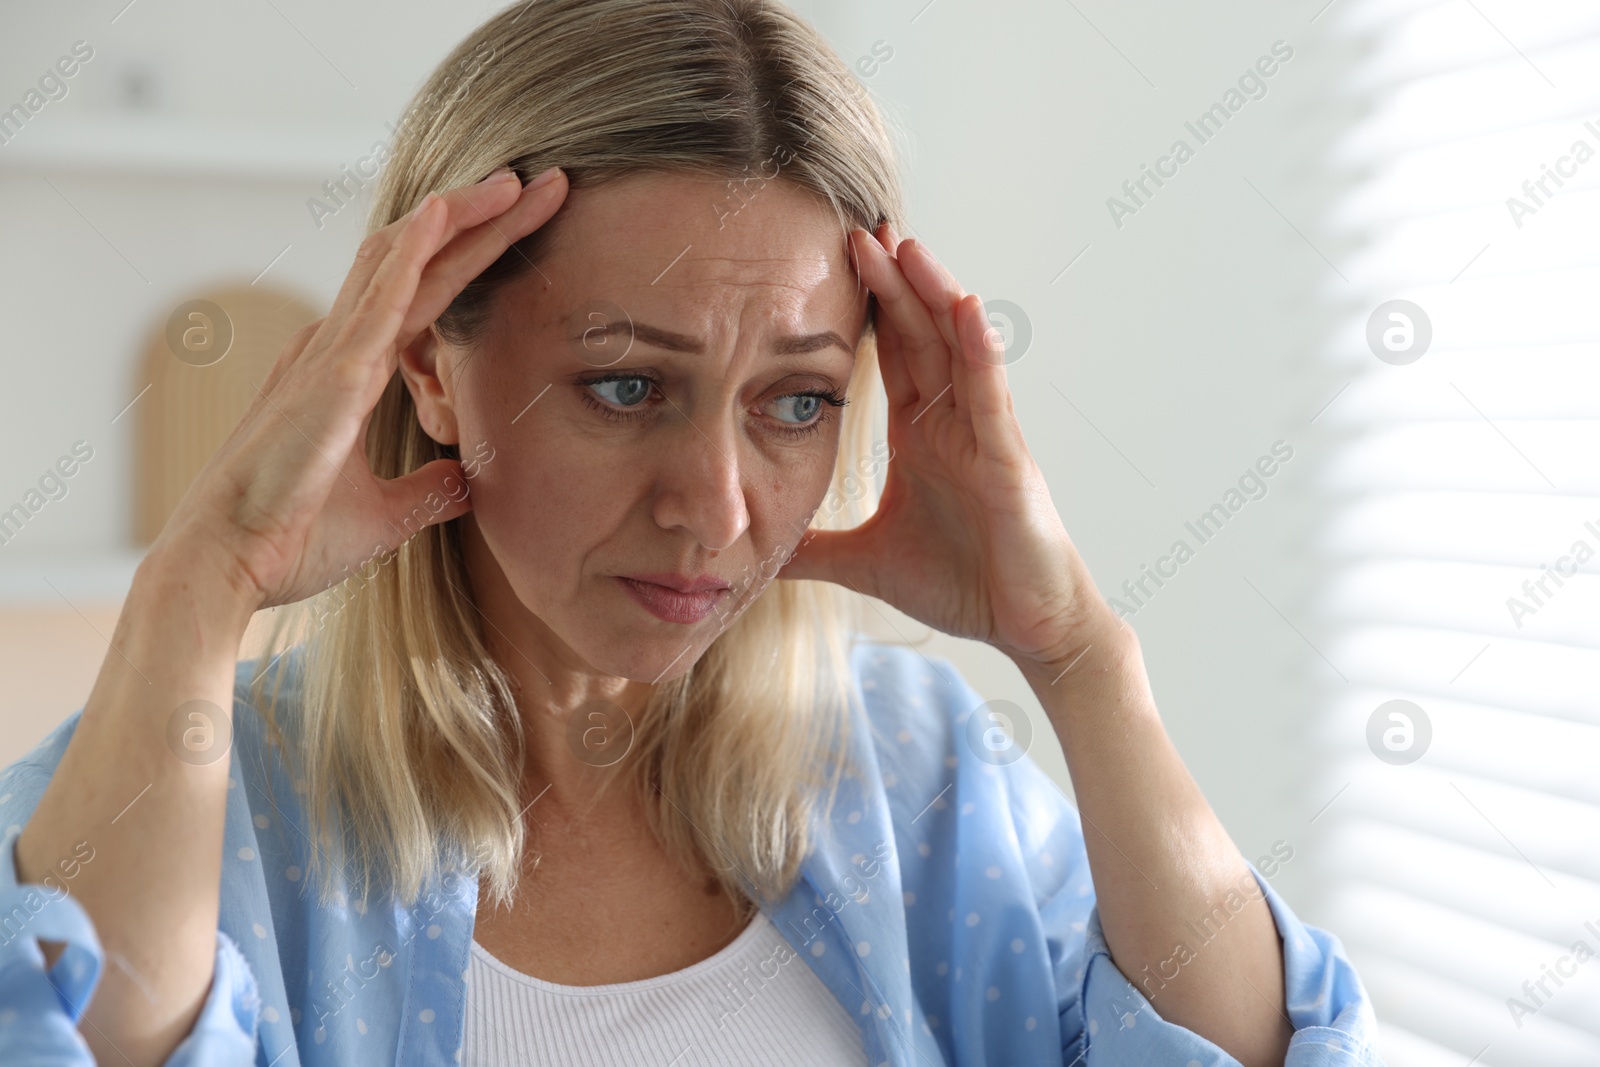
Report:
398,325,461,445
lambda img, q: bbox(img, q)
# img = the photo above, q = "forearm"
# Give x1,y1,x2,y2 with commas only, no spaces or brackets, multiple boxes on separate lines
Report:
14,547,257,1066
1013,614,1292,1067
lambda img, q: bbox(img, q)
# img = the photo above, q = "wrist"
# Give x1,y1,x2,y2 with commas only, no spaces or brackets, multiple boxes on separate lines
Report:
133,539,262,640
1014,611,1162,747
1008,601,1133,686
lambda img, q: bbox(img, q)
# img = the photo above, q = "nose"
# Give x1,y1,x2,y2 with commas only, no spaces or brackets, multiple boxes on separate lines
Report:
650,413,750,553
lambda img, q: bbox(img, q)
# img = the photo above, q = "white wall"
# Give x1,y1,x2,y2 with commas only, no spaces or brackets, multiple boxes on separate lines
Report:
0,0,1362,922
804,0,1368,917
0,0,511,559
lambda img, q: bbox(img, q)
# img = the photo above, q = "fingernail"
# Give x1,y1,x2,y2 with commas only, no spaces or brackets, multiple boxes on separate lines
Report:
849,230,870,268
975,295,1005,362
406,192,437,220
483,166,518,185
527,165,563,190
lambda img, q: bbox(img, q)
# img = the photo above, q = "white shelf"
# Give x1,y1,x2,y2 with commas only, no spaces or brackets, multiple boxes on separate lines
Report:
0,113,390,182
0,548,147,605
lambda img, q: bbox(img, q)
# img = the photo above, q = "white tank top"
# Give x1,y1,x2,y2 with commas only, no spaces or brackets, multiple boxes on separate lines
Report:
461,909,866,1065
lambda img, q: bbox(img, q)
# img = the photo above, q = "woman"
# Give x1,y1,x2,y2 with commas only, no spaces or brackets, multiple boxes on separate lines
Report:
0,1,1378,1064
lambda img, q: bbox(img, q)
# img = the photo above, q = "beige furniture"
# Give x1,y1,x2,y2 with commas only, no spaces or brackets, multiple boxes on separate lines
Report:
0,287,318,770
135,285,319,544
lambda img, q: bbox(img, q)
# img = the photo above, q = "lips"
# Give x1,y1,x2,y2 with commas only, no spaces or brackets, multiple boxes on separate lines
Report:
621,572,731,594
616,575,729,624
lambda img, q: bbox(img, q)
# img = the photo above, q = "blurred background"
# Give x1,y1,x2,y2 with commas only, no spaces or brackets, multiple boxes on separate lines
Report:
1,1,1597,1062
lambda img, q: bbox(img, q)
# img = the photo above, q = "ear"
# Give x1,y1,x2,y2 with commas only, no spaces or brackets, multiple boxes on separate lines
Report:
398,325,461,446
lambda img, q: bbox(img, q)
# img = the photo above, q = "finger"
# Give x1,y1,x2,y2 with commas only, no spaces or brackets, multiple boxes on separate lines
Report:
896,238,967,357
375,457,474,550
863,224,915,412
283,195,450,459
875,220,900,255
324,167,526,337
229,316,328,453
257,318,324,400
895,238,974,419
849,229,953,412
330,195,451,386
398,168,568,345
871,296,918,415
774,527,866,590
958,293,1024,461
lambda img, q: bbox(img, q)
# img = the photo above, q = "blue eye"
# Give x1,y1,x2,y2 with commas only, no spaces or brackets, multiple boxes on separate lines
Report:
590,376,652,407
578,374,847,438
773,394,822,423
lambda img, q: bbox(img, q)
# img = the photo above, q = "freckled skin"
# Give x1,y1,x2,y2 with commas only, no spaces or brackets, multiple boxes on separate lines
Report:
400,171,872,988
402,172,870,706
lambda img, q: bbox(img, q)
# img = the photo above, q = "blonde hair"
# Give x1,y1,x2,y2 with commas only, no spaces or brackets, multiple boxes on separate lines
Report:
248,0,906,914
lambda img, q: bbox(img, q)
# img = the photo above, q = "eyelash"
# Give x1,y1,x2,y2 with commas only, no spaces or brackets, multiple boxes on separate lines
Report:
577,373,849,439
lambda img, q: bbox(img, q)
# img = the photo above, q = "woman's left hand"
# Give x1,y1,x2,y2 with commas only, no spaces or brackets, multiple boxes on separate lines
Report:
779,223,1117,673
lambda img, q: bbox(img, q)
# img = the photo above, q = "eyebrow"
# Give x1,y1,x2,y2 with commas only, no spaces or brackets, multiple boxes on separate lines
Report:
582,320,855,357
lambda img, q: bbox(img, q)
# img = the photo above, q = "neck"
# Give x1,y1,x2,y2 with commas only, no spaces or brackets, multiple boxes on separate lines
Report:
459,514,655,823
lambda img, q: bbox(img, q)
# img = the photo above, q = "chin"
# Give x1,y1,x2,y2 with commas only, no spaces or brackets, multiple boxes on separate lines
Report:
568,587,734,680
567,574,745,680
574,621,719,683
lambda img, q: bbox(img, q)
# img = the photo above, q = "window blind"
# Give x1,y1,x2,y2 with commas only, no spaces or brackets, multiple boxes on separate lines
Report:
1309,2,1600,1065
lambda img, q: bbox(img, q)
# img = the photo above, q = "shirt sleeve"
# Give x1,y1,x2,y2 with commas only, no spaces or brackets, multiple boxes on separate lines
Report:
1074,863,1383,1065
0,754,263,1065
937,642,1384,1067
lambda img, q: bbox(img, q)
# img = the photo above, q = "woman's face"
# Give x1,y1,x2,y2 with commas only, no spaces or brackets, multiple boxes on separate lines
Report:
413,171,870,683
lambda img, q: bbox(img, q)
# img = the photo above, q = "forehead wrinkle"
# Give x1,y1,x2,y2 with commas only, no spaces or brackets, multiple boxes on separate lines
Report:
646,255,851,307
617,247,851,307
577,278,859,361
539,189,862,342
644,275,830,304
602,243,843,282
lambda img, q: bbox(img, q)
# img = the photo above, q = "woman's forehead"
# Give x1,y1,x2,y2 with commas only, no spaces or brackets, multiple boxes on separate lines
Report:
502,178,866,339
549,172,858,283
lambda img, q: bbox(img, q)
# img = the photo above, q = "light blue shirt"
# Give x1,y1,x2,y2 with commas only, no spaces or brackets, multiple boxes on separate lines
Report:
0,638,1381,1065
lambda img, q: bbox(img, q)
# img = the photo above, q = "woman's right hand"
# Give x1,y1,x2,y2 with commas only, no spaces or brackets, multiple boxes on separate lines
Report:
7,162,573,1067
151,164,570,615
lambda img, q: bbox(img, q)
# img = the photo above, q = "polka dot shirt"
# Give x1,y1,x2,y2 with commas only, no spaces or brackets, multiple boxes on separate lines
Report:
0,641,1379,1065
